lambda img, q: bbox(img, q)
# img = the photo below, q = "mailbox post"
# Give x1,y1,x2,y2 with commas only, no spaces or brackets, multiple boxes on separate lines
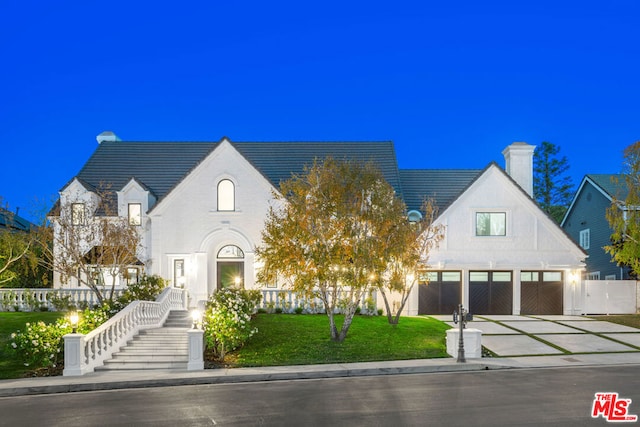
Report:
452,304,472,363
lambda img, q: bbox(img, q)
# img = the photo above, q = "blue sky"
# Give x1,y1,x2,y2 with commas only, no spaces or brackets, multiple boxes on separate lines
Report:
2,1,639,221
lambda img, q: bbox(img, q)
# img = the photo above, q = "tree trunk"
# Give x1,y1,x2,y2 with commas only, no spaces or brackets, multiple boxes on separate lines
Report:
379,289,395,324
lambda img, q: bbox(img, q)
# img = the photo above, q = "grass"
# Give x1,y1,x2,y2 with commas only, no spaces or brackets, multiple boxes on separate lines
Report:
221,314,450,367
0,312,451,377
0,311,65,379
589,314,640,329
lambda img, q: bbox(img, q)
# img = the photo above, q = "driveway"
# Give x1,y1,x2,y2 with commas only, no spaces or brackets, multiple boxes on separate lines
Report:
429,314,640,357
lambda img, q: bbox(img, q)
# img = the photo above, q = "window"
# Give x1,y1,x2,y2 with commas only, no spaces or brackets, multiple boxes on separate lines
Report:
174,259,185,287
128,203,142,226
579,229,590,250
217,245,244,258
217,179,235,211
407,210,422,223
543,272,562,282
71,203,86,225
587,271,600,280
125,267,140,285
476,212,506,236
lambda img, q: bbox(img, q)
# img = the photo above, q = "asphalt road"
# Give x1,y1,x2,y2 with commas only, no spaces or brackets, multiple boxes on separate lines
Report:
1,366,639,426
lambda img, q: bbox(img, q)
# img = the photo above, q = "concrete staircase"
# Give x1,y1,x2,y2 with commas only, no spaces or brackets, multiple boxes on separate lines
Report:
95,310,193,371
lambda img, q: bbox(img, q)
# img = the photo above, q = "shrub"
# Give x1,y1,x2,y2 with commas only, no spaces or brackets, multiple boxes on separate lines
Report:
7,307,110,370
203,288,261,361
48,292,75,311
118,275,166,304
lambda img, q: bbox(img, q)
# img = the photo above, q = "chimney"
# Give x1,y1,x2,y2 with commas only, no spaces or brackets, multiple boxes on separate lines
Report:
502,142,535,196
96,131,121,144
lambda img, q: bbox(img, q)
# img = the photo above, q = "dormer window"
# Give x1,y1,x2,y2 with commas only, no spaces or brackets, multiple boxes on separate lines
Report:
71,203,86,225
128,203,142,226
217,179,235,211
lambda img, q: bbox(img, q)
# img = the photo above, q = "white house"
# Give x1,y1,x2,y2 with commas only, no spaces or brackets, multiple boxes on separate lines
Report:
52,133,586,315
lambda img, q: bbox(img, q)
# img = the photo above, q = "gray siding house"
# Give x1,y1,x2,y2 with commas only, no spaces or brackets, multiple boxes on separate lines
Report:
562,174,631,280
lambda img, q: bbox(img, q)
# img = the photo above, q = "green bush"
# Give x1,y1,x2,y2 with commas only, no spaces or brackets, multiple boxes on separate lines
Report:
7,307,110,370
203,288,261,361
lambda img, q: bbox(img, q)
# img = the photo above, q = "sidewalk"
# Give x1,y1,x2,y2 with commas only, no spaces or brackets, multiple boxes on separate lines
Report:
1,315,639,398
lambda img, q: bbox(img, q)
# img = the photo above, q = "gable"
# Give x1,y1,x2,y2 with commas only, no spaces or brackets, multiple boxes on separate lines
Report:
431,164,585,267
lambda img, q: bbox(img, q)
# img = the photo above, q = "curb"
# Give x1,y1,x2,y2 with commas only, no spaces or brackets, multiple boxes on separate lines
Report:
0,362,501,398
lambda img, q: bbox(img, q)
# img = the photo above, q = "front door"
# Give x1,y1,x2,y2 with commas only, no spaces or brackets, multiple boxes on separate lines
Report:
217,261,244,289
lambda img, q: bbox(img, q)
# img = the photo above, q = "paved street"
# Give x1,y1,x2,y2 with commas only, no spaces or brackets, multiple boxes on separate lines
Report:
1,365,639,426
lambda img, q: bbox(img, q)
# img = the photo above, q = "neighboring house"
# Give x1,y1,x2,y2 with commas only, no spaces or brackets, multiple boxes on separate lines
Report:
52,133,586,315
562,174,632,280
0,207,34,233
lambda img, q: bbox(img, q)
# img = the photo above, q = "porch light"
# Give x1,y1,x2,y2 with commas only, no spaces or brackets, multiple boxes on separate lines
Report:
191,309,202,329
69,311,79,334
234,276,242,287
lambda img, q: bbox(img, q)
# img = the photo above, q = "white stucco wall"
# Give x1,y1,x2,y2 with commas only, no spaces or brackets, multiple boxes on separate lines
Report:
403,165,585,315
147,139,276,305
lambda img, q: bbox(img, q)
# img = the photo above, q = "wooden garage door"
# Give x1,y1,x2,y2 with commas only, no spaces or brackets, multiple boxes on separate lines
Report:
469,271,512,315
418,271,461,315
520,271,563,315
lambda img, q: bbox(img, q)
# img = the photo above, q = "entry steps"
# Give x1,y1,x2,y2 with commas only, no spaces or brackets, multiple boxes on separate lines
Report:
95,310,193,371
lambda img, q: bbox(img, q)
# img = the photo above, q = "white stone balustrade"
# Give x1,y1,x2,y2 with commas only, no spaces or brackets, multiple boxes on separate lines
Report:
0,288,125,311
63,287,187,376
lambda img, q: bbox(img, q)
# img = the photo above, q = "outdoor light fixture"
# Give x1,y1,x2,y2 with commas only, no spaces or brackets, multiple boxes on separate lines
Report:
234,276,242,287
69,311,79,334
191,309,201,329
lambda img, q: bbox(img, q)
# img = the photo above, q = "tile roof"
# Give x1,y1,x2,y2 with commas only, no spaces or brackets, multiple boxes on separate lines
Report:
72,139,404,204
399,169,482,212
0,207,34,232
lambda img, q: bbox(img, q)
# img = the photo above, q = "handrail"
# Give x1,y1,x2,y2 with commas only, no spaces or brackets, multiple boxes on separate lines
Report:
63,287,186,376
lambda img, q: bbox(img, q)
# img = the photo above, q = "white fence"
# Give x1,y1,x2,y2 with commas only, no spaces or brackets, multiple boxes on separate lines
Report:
63,286,188,376
259,289,377,314
583,280,639,315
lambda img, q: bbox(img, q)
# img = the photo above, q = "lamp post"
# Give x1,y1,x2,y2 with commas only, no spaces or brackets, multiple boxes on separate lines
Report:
69,311,79,334
191,309,201,329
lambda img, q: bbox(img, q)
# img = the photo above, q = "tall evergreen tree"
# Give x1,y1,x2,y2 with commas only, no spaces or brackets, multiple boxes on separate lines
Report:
533,141,574,223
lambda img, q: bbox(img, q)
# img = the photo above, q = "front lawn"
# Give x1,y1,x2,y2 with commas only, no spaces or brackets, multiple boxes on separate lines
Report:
217,314,450,367
0,311,65,379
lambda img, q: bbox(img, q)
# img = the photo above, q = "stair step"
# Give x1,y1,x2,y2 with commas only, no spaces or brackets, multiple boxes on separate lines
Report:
96,361,188,371
95,310,198,372
107,354,189,362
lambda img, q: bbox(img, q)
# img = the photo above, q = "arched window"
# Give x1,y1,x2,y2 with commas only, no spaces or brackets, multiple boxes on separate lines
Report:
217,245,244,259
217,179,235,211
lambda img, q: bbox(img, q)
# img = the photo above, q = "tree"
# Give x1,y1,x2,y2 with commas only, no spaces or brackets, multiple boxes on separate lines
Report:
533,141,574,223
0,206,33,286
376,199,444,325
605,141,640,276
42,186,144,304
256,157,414,342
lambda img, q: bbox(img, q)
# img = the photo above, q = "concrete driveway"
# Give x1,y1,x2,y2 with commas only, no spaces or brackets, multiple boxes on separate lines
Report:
429,314,640,357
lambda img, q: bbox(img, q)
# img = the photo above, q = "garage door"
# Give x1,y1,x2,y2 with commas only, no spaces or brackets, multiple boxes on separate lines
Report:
418,271,461,315
520,271,563,315
469,271,512,315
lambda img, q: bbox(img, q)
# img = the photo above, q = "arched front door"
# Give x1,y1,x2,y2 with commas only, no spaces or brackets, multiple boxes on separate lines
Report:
216,245,244,289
